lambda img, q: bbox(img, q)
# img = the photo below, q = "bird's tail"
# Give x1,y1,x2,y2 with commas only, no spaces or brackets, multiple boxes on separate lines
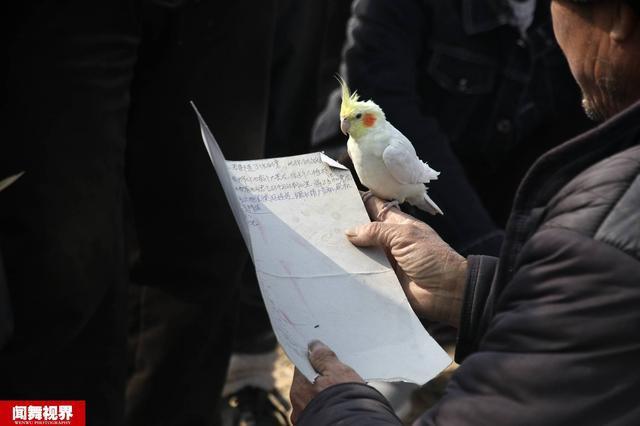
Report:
408,191,443,215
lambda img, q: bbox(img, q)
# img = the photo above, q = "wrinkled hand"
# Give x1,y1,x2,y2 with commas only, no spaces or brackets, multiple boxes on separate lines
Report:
346,195,467,327
289,340,364,424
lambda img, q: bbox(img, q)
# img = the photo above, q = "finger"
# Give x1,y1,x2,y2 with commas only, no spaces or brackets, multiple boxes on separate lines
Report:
345,221,400,248
291,367,312,392
395,266,412,289
308,340,344,375
290,368,313,424
362,194,414,224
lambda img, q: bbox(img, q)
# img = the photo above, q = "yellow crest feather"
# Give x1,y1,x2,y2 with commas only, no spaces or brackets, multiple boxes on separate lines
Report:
337,76,360,118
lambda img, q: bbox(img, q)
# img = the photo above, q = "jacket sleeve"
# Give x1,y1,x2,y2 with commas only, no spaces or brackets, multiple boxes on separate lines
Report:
417,228,640,425
454,254,498,363
343,0,503,256
297,383,402,426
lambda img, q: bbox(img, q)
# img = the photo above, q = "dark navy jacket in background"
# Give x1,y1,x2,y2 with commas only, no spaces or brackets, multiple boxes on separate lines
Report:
313,0,592,256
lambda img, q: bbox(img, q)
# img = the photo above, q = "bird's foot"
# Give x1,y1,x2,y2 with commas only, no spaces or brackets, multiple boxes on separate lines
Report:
377,199,401,221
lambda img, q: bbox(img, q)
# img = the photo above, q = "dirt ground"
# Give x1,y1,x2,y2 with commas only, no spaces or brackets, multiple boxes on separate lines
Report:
273,346,295,406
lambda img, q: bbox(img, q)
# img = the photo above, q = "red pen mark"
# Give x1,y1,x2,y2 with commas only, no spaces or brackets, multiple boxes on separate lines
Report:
281,310,295,326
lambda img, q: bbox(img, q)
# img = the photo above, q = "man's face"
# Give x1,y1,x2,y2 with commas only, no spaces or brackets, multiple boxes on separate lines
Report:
551,0,639,120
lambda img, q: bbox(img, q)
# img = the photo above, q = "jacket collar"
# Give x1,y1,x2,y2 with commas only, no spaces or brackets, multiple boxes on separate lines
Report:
491,99,640,300
515,98,640,212
462,0,511,34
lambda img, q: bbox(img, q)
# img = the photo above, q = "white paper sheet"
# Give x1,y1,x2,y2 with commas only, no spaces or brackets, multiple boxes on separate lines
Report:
193,103,451,383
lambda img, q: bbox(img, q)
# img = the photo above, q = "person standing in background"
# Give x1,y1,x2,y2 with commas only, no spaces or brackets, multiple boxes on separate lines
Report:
0,1,279,425
313,0,593,258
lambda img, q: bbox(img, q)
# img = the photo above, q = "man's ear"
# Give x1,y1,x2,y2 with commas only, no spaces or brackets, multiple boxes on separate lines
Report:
610,1,638,42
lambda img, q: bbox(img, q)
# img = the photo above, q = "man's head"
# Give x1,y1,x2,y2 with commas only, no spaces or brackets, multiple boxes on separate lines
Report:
551,0,640,120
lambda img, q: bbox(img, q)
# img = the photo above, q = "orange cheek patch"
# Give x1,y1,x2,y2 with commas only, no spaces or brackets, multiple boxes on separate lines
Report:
363,113,377,127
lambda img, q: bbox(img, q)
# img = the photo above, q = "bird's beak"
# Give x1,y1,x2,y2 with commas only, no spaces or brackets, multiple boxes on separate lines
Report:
340,118,350,135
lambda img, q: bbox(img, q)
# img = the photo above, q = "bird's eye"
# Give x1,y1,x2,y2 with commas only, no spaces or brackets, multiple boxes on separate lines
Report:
355,113,362,119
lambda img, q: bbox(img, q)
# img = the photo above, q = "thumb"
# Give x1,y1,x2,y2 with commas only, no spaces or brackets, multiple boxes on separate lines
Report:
308,340,341,376
345,221,398,249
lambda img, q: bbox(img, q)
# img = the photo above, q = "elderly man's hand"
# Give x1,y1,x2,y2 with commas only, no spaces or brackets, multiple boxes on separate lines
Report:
346,195,467,327
289,340,364,424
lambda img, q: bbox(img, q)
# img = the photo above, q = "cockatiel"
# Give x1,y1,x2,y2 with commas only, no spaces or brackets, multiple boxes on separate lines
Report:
338,79,443,216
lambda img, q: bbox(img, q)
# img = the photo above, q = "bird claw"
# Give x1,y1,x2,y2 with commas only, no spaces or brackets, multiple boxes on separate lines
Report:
377,200,400,221
361,190,375,203
360,192,400,220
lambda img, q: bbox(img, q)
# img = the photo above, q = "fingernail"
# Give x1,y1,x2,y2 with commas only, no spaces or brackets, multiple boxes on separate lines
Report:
345,228,356,237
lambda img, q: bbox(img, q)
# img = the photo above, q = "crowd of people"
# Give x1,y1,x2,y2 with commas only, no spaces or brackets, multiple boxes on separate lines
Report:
1,0,639,425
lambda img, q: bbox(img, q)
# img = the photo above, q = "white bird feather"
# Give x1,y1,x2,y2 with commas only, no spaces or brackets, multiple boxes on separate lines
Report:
339,79,442,215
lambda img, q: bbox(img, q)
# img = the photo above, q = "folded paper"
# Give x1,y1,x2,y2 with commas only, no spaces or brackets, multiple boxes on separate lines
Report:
193,103,450,383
